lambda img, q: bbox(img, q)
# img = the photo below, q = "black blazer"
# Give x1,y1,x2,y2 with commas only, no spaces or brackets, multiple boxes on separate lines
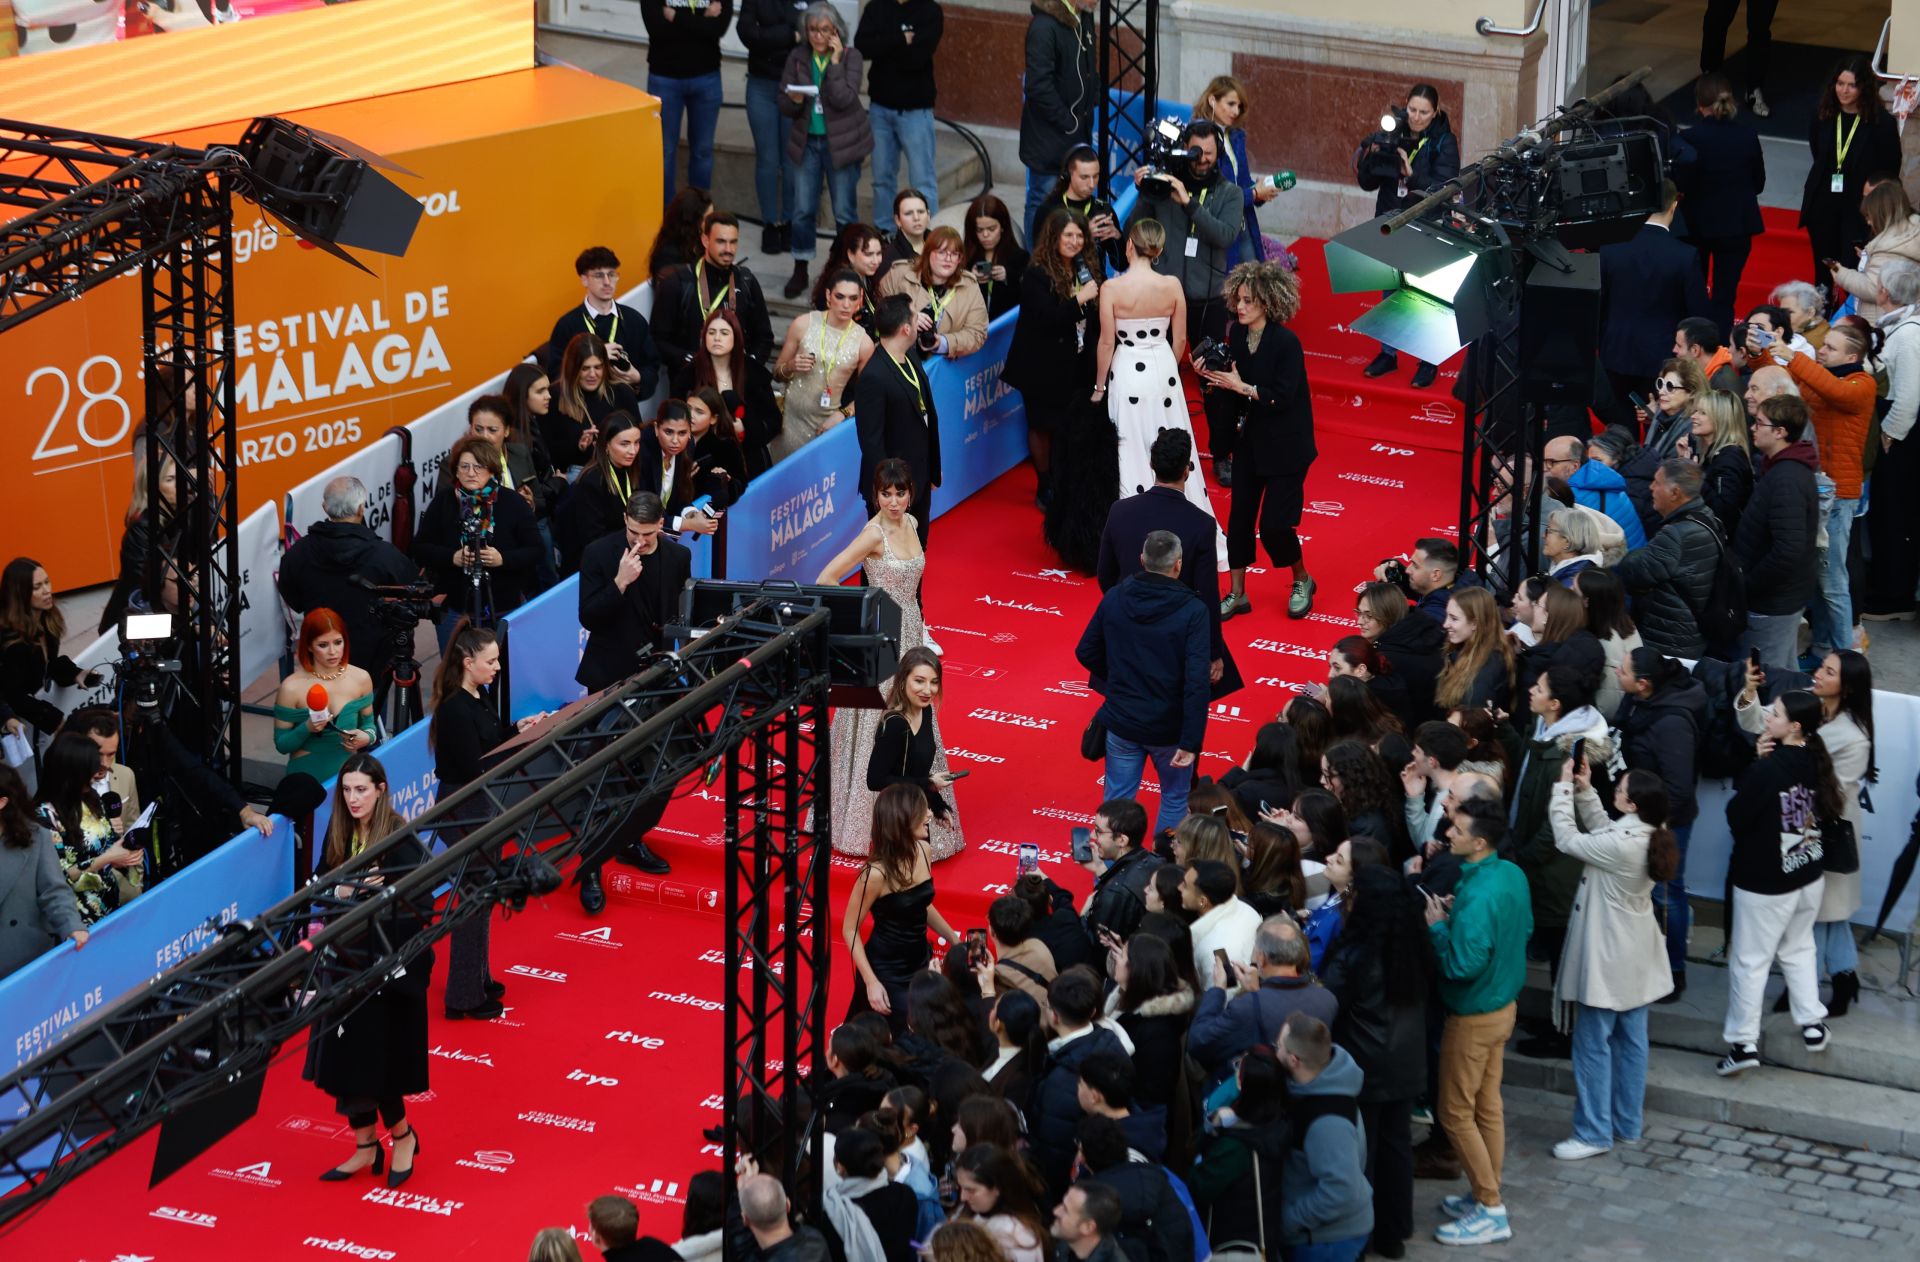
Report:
544,301,661,400
1801,109,1901,224
1598,225,1710,378
691,431,749,507
543,385,640,472
411,480,544,612
553,468,636,575
431,687,509,794
1096,486,1241,698
576,530,693,693
1676,115,1766,240
855,348,942,501
635,428,698,513
1001,267,1094,411
1227,321,1316,479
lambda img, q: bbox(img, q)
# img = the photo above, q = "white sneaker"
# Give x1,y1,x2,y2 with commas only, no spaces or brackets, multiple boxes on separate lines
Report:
1438,1193,1477,1220
1435,1204,1512,1246
1717,1043,1760,1076
924,633,943,657
1748,88,1771,117
1553,1137,1612,1161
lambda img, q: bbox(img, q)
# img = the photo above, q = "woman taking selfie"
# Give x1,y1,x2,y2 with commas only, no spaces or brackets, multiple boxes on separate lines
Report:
843,781,961,1032
308,754,430,1188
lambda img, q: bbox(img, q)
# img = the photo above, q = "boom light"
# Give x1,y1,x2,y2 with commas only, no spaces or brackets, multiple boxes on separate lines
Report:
1324,214,1509,366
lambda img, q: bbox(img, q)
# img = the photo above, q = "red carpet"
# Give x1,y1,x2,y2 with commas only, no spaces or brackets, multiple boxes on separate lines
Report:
7,212,1813,1260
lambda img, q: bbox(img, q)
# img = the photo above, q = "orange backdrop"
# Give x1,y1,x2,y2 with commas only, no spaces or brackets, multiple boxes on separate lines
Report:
1,66,661,588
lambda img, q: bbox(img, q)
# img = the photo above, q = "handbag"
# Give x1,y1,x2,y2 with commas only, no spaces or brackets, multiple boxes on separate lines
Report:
1079,713,1106,761
1822,814,1860,875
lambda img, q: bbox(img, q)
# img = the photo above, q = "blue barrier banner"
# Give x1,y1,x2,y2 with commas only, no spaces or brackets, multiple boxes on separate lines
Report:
503,575,590,717
928,310,1028,518
0,818,292,1074
724,419,865,583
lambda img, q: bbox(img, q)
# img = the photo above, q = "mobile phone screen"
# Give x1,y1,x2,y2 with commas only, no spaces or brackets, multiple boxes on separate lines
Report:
1017,843,1040,879
1069,826,1094,864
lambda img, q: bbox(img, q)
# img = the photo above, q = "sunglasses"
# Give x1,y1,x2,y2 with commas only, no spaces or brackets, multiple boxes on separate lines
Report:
1654,378,1684,392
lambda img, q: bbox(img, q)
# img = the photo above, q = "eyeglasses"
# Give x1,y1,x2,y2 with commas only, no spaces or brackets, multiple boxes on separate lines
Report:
455,461,488,474
1543,525,1565,538
1654,378,1683,392
585,270,618,282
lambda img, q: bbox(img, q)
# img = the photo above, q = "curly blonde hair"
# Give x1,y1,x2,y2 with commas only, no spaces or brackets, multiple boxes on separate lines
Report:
1226,260,1300,325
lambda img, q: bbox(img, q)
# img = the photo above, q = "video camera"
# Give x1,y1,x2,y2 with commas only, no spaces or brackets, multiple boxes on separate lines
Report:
114,611,184,711
1139,117,1206,198
1355,105,1416,191
359,576,441,630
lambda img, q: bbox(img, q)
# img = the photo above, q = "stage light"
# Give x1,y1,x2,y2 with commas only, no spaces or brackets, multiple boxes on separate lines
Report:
1325,214,1509,366
233,117,423,271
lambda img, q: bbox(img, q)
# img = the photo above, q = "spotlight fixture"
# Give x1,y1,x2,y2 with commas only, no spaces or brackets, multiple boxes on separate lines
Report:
233,118,423,271
1324,214,1511,366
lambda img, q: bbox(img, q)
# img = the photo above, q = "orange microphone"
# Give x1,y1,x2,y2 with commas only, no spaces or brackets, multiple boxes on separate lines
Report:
305,683,332,729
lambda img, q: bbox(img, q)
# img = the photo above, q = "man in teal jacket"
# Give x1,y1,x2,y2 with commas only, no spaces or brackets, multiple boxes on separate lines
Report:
1423,797,1532,1247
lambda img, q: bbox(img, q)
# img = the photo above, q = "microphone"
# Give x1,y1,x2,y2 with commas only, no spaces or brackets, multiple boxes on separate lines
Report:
305,683,333,730
100,790,123,822
1074,258,1094,289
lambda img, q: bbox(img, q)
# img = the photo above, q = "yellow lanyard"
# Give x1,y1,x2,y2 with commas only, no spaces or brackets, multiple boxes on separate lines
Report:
1195,187,1210,207
498,454,513,490
816,315,857,370
926,286,954,326
695,260,731,322
585,303,619,349
813,52,830,83
888,350,926,415
1835,114,1861,172
1409,136,1429,167
609,464,631,504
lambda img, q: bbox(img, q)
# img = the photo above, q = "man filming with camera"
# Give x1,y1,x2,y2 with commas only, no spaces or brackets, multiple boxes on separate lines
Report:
1127,120,1246,486
279,476,423,685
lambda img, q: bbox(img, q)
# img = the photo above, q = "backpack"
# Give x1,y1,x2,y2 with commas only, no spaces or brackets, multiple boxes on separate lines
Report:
1679,513,1747,653
1689,657,1755,782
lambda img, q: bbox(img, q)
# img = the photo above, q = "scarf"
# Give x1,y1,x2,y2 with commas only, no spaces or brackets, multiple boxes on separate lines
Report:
455,481,498,543
822,1173,889,1262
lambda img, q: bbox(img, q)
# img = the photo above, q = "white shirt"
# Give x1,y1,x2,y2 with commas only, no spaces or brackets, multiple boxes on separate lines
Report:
1189,896,1262,981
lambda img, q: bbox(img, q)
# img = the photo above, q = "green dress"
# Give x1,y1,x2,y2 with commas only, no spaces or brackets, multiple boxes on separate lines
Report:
274,692,378,784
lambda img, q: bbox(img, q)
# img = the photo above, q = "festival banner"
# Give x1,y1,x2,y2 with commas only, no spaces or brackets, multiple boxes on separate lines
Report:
502,578,591,719
928,310,1028,516
0,816,292,1074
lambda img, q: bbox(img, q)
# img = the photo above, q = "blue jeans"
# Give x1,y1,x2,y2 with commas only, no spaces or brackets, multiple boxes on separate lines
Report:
1025,165,1054,251
793,133,859,261
649,69,724,204
1285,1239,1369,1262
1570,1002,1649,1146
1740,609,1801,671
1814,917,1859,977
744,76,795,227
1652,822,1692,975
1104,730,1193,837
1810,496,1859,656
871,106,939,218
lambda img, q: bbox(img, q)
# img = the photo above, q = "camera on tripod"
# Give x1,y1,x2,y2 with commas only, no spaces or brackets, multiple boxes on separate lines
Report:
1139,117,1203,198
116,611,184,711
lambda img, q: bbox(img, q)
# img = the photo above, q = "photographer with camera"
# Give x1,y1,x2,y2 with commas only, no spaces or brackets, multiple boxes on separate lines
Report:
1355,85,1460,390
545,246,661,402
414,436,545,632
1372,537,1475,626
1043,145,1126,273
279,478,422,687
879,225,990,360
1127,120,1246,487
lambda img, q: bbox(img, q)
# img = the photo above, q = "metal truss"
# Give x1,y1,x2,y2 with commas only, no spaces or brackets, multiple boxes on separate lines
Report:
1456,303,1541,595
0,118,247,783
1097,0,1159,195
721,610,833,1225
0,599,832,1226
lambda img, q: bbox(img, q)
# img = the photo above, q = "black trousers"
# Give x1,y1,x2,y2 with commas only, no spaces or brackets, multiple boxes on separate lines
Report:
1863,436,1920,615
1686,234,1754,334
1185,296,1238,460
1226,468,1305,570
1805,203,1870,305
1701,0,1779,87
342,1095,408,1131
1362,1097,1416,1248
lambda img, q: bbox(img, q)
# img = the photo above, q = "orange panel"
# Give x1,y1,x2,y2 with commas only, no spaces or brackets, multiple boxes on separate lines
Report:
0,0,533,139
0,66,662,589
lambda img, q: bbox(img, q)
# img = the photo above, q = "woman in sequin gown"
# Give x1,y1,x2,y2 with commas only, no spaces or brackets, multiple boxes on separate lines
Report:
769,278,875,461
814,464,966,861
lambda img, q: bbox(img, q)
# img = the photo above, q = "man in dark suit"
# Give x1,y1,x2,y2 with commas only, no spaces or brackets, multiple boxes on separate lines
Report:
855,294,941,548
1597,180,1710,426
544,245,662,397
1096,428,1237,696
573,492,690,912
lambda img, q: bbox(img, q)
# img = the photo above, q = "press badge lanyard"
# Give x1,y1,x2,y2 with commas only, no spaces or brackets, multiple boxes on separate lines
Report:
816,316,856,408
926,286,954,327
812,53,830,116
695,261,732,322
889,350,927,418
1833,115,1861,193
584,302,619,348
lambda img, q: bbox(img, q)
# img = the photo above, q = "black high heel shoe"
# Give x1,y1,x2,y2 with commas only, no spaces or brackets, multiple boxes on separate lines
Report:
386,1124,421,1189
319,1139,385,1182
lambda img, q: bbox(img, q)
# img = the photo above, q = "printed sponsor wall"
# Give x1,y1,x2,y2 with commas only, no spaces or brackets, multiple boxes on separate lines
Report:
0,817,292,1074
5,65,658,590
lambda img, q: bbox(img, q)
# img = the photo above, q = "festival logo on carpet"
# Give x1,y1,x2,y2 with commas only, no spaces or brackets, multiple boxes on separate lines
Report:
555,925,624,949
303,1237,398,1259
968,707,1056,730
505,964,568,983
455,1149,516,1175
209,1158,282,1189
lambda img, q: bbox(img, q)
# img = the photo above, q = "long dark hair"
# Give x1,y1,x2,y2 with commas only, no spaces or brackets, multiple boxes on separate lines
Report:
582,410,645,500
1246,721,1303,800
1829,649,1878,784
692,306,750,396
651,186,712,277
1625,646,1688,696
681,1170,726,1238
1132,911,1200,993
866,782,928,890
33,731,103,844
963,193,1018,266
955,1144,1049,1246
1146,866,1194,926
883,646,942,722
503,362,549,448
0,764,38,849
1331,863,1436,1007
1617,769,1680,884
1446,706,1511,783
1323,740,1398,822
1288,787,1348,859
814,222,885,309
952,1095,1022,1155
1575,568,1636,641
0,557,62,646
908,972,991,1067
1032,206,1091,301
321,752,402,870
1243,821,1308,914
1325,675,1403,744
1115,931,1186,1013
1283,695,1331,785
428,618,496,753
1232,1046,1288,1125
1818,53,1883,122
1779,691,1848,822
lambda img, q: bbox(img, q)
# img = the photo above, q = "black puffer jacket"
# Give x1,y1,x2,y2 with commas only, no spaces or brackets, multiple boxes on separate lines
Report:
1614,676,1709,826
1019,1,1097,173
736,0,804,81
1375,611,1445,721
1318,941,1426,1104
1027,1025,1128,1192
1732,440,1821,614
1515,628,1606,706
1612,498,1723,659
1360,113,1461,218
1083,844,1166,944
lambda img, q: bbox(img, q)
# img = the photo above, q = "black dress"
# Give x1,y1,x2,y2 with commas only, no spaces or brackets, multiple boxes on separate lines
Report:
849,877,934,1034
433,689,506,1011
867,712,955,821
310,835,436,1110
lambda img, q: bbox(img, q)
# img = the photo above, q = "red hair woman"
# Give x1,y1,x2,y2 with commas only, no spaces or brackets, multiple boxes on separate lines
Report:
273,607,376,782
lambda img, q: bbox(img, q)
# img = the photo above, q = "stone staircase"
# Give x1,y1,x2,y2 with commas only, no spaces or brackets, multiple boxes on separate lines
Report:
1507,930,1920,1155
